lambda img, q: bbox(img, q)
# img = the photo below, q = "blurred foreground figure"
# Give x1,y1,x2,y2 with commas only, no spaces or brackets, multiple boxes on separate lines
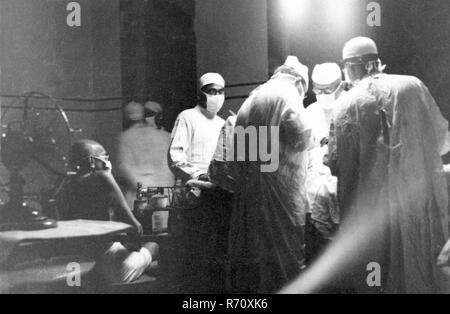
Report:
328,37,450,293
116,101,174,207
438,165,450,291
223,56,312,293
304,63,345,263
59,139,158,284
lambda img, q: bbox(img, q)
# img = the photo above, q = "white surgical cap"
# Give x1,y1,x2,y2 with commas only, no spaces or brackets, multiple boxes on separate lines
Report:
199,73,225,89
312,63,342,87
144,101,162,113
124,101,144,121
342,36,378,61
284,56,309,90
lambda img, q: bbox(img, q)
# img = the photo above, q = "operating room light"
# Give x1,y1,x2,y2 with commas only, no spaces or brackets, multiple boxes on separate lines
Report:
325,0,356,32
280,0,308,23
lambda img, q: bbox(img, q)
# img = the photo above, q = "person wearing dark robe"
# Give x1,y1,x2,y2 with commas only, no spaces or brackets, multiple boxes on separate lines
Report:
280,36,450,295
219,56,312,293
327,37,450,293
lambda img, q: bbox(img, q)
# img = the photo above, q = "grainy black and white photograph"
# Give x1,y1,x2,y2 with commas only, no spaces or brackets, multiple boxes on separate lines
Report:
0,0,450,300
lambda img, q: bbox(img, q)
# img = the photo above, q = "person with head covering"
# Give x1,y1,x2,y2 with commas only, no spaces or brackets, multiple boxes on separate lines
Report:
309,63,346,146
116,100,174,207
281,36,450,295
122,100,145,130
212,56,312,293
144,101,165,128
324,36,450,293
208,57,308,187
303,63,345,263
168,73,226,182
57,139,159,285
167,73,226,292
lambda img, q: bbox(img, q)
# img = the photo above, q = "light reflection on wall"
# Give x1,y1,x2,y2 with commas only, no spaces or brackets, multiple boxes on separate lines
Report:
279,0,309,24
270,0,367,81
325,0,358,34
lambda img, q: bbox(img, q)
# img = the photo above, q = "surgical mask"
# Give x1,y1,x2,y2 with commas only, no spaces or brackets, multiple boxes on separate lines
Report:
343,67,360,87
315,83,342,106
316,94,336,106
93,155,112,171
103,160,112,171
342,67,349,82
204,93,225,114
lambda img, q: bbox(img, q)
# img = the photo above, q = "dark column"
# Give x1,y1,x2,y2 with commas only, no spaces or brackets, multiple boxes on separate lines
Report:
120,0,197,131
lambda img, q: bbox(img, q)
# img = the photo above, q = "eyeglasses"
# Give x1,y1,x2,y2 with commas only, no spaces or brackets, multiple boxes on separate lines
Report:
93,154,109,162
203,88,225,96
313,87,339,95
341,56,380,69
312,81,342,95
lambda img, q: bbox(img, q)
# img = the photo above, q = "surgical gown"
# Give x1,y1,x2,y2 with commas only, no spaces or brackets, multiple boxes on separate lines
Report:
328,73,450,293
226,78,312,293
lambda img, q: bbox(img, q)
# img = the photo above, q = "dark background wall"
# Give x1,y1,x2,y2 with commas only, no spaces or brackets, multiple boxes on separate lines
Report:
385,0,450,123
120,0,197,131
0,0,122,141
0,0,122,200
195,0,269,118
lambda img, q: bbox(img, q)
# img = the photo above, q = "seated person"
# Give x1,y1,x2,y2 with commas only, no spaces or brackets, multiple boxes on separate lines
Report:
58,139,159,284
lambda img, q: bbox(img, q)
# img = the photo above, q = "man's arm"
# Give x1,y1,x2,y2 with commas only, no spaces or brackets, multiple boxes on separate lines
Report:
100,171,143,235
207,115,238,193
168,113,204,181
